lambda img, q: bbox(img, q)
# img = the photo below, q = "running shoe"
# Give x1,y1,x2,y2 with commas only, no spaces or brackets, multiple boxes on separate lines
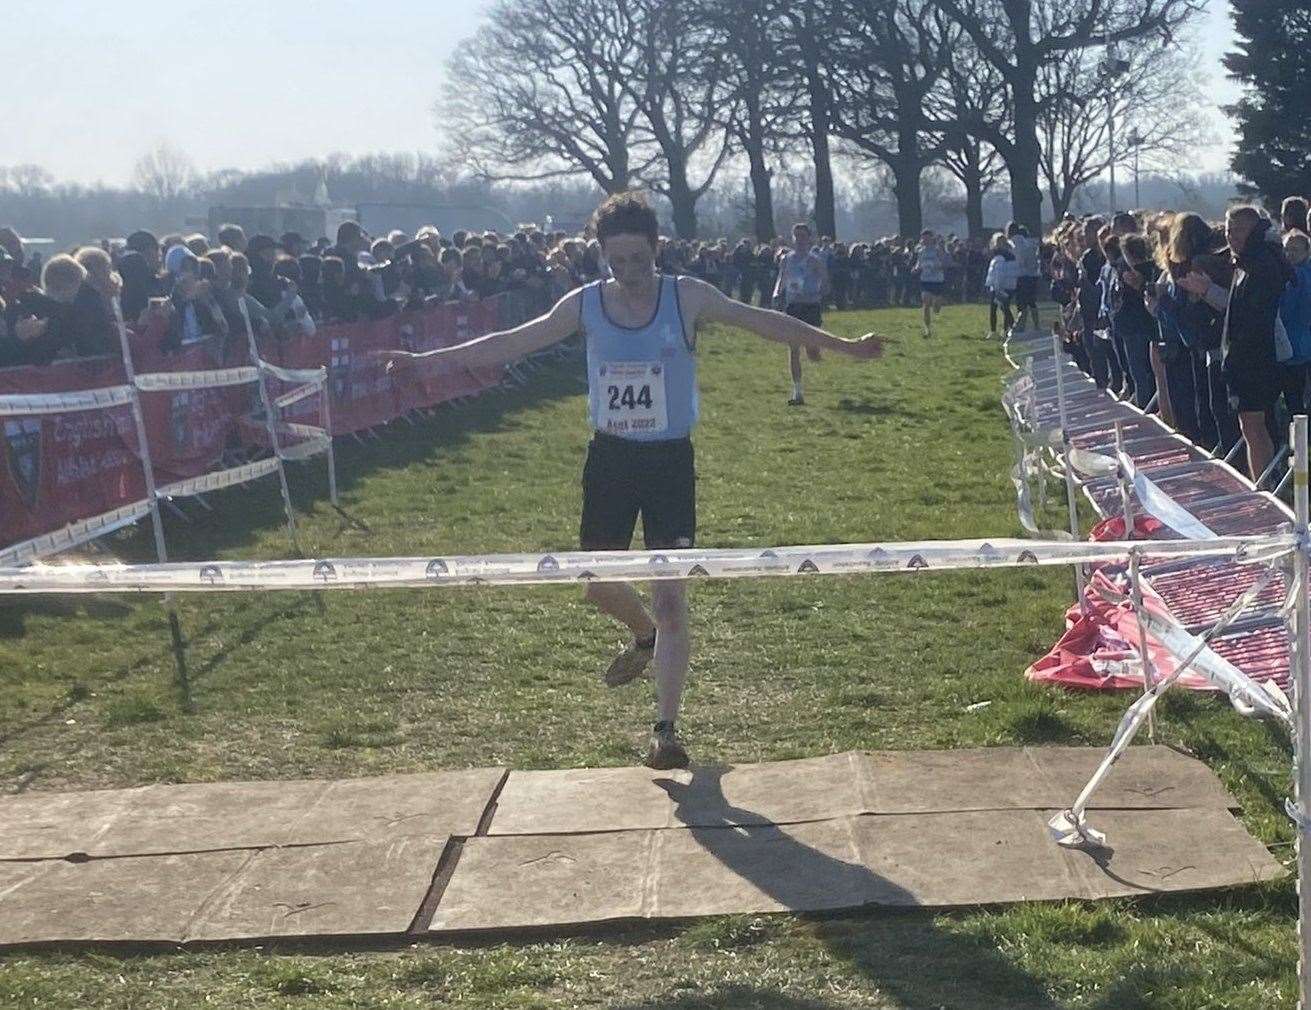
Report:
604,635,655,687
646,721,690,770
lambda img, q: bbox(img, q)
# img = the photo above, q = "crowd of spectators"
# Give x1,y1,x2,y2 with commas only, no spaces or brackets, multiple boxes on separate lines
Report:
0,221,610,368
1045,199,1311,484
664,234,993,311
0,215,998,371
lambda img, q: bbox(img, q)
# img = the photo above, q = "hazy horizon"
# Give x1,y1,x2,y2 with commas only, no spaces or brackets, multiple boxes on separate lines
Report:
8,0,1240,188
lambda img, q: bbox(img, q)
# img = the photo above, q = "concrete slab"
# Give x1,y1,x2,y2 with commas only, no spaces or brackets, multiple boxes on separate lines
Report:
289,768,505,843
93,780,331,856
429,831,651,932
652,817,897,917
488,753,862,835
0,851,250,946
187,835,448,941
1063,807,1285,898
487,747,1236,837
60,768,504,857
850,810,1084,906
0,749,1274,947
431,805,1275,934
0,786,145,860
1033,746,1238,811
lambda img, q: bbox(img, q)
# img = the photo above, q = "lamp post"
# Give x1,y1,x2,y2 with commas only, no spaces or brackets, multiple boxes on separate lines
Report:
1126,128,1143,209
1102,46,1131,213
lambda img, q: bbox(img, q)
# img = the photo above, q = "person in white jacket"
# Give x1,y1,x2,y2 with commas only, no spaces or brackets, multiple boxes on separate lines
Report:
984,233,1018,339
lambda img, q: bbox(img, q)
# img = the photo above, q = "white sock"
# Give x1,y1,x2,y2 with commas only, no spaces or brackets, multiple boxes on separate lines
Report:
792,381,803,400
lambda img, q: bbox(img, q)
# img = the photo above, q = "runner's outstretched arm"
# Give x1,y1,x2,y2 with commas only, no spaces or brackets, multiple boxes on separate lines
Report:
681,277,883,358
384,289,583,371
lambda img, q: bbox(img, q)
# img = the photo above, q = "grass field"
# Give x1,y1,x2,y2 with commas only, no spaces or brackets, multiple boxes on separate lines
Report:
0,303,1298,1009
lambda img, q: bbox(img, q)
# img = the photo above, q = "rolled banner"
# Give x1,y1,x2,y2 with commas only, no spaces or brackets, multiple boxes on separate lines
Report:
156,458,281,500
258,360,327,385
0,499,154,567
1135,605,1292,725
1012,461,1074,541
1116,450,1217,540
0,533,1291,595
133,367,260,391
1068,447,1118,478
273,383,322,410
278,434,332,462
0,384,137,416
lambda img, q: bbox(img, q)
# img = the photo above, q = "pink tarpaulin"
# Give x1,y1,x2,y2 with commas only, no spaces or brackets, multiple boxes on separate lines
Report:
1026,515,1290,693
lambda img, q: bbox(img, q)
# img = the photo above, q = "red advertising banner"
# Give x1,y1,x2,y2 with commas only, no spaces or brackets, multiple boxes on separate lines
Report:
0,294,530,554
0,357,145,546
132,329,255,486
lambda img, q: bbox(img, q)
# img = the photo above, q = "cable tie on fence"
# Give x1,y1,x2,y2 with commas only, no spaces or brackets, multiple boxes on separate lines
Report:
1286,797,1311,833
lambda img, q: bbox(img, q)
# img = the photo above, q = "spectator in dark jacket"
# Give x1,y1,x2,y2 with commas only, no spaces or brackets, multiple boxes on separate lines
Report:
1182,207,1291,480
0,255,115,365
117,251,157,323
246,234,285,310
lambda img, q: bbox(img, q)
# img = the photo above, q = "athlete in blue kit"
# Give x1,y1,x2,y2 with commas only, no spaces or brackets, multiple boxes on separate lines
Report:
387,193,883,769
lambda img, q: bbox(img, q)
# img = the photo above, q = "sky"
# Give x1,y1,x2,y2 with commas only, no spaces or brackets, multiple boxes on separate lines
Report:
5,0,1239,188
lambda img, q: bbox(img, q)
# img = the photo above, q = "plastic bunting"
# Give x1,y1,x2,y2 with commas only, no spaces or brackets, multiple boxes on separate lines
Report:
0,500,155,567
1116,450,1218,540
1011,451,1074,540
155,459,282,500
0,533,1291,595
132,367,260,391
1048,563,1291,849
257,361,327,385
0,385,137,415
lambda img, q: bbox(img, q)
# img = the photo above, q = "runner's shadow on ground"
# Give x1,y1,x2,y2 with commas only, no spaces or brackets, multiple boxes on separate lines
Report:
651,768,1062,1009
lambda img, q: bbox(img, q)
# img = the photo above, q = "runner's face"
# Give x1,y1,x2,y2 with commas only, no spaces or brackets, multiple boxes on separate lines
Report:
601,234,657,289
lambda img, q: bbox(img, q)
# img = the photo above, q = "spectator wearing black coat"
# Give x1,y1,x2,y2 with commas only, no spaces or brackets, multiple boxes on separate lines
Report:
0,255,115,366
246,234,286,311
1182,208,1292,480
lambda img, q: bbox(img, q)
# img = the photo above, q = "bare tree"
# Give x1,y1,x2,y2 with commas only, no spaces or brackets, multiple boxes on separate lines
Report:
776,0,841,237
1037,39,1208,218
441,0,654,194
828,0,958,237
936,34,1009,239
1,164,55,198
624,0,738,238
133,142,195,204
704,0,804,241
932,0,1204,233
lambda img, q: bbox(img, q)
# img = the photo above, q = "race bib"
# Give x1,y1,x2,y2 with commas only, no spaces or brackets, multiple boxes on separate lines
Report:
596,361,668,436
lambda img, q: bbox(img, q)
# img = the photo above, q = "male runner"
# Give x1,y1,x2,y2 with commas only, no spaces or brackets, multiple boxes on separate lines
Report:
913,230,946,338
388,194,882,769
1007,222,1042,332
772,223,830,405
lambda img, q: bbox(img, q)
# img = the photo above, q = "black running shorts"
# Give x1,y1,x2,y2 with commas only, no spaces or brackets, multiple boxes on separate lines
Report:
580,432,696,551
1015,275,1038,309
785,302,823,328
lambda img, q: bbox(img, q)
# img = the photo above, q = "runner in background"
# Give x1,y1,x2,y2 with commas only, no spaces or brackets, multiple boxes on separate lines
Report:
772,223,829,405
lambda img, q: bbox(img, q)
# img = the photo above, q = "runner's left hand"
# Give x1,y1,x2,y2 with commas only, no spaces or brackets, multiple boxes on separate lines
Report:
847,333,885,359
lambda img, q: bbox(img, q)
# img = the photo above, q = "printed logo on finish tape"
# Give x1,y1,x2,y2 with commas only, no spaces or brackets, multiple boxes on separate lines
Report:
198,565,224,585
